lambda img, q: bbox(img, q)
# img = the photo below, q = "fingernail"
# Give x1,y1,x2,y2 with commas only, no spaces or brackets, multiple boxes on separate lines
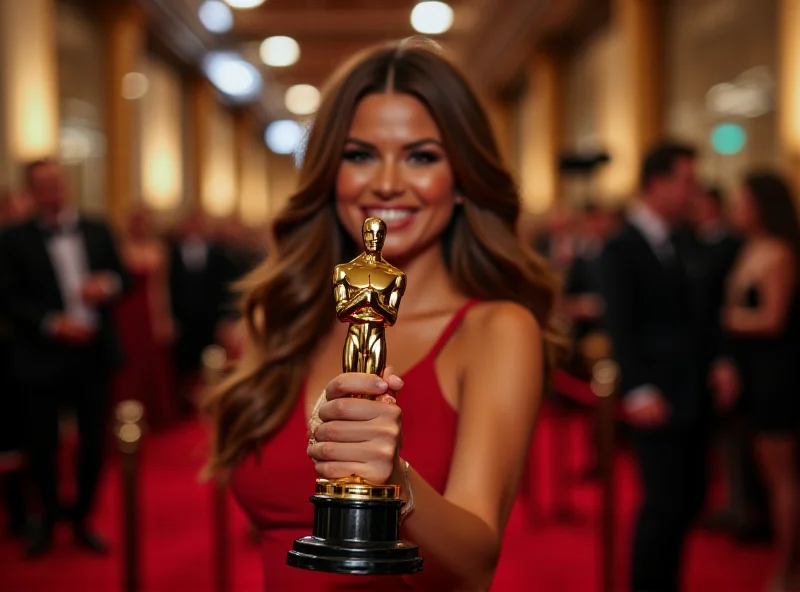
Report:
376,379,388,390
395,378,404,389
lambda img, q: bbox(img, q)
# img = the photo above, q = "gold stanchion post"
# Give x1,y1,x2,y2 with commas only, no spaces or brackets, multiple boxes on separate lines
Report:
589,349,619,592
115,400,144,592
202,345,231,592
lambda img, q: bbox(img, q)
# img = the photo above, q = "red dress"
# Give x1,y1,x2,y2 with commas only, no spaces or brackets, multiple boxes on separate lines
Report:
231,300,480,590
112,266,177,430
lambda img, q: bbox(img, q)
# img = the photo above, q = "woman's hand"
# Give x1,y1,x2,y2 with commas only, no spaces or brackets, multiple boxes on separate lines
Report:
307,369,404,484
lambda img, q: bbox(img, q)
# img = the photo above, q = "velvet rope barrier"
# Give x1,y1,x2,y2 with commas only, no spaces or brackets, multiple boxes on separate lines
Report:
115,400,145,592
202,345,232,592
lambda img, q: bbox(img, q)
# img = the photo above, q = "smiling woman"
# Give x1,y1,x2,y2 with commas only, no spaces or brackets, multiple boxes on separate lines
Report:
202,36,561,591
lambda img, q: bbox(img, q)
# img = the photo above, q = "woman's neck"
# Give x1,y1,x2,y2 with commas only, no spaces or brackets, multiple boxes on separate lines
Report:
391,241,463,317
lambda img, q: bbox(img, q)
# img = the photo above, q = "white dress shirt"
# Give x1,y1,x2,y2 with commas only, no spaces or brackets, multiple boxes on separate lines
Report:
42,212,98,330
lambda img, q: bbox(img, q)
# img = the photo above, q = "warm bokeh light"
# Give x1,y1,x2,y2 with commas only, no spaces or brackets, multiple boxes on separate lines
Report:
223,0,265,8
259,36,300,67
140,58,184,212
121,72,149,100
410,2,454,35
203,103,238,217
199,0,233,33
3,0,59,162
284,84,320,115
265,119,302,154
239,136,270,226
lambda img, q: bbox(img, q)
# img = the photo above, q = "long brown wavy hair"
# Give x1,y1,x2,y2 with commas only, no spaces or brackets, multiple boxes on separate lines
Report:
203,37,561,477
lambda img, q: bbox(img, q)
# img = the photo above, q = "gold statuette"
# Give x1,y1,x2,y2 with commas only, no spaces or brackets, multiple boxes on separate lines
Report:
317,217,407,498
288,217,422,575
334,217,406,386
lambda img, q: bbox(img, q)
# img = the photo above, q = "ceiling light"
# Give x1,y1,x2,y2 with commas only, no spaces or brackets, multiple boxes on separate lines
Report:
121,72,149,100
202,52,262,100
284,84,320,115
199,1,233,33
260,36,300,67
410,1,454,35
265,119,302,154
223,0,266,8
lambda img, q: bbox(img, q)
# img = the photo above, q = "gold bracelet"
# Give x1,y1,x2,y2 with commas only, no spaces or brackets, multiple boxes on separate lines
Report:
400,460,415,522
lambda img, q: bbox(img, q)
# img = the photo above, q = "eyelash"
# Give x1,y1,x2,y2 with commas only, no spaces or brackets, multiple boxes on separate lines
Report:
341,149,442,164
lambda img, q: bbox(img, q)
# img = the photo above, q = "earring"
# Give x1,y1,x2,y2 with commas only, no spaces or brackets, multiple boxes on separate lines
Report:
454,194,465,205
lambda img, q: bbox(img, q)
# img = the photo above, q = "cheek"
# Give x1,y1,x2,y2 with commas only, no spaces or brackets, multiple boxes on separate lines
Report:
405,164,454,205
335,164,371,203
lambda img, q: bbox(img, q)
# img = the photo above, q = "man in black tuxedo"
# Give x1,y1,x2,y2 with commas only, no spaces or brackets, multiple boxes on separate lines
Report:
600,144,738,591
168,212,229,413
0,159,129,557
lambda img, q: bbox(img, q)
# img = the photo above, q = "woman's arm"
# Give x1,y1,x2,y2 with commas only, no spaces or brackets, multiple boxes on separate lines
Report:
310,302,543,591
398,303,542,590
724,244,797,338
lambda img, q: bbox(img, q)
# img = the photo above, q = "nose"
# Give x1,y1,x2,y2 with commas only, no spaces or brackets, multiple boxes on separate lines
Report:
373,158,404,200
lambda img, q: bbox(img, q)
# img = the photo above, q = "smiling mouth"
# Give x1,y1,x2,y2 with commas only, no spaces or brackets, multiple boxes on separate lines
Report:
362,208,417,223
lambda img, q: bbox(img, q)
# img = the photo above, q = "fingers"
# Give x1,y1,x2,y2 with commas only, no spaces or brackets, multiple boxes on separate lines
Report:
314,419,400,444
308,440,396,464
318,397,403,423
324,373,389,401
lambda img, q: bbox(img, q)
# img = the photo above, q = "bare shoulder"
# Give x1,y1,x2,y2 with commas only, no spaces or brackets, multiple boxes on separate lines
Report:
460,301,542,355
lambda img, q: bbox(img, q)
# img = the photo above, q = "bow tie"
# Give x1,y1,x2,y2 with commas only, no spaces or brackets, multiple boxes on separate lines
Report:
40,223,77,240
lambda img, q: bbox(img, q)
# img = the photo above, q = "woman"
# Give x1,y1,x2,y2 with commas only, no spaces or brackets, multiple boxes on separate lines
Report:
203,38,559,591
724,171,800,592
114,208,177,429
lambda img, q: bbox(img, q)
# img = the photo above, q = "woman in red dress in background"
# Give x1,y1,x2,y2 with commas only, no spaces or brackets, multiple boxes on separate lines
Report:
203,38,560,590
113,209,177,430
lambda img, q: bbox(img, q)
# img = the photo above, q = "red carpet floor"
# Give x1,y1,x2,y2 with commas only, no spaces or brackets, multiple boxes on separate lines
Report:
0,404,773,591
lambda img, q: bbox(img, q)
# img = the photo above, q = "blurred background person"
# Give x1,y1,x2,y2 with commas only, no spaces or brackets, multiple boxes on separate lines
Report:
168,210,229,416
0,159,129,558
601,142,736,591
112,208,177,430
0,189,34,539
723,171,800,592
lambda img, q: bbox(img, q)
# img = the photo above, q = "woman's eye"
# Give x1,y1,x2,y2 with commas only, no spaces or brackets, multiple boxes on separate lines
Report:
408,151,441,164
342,149,372,163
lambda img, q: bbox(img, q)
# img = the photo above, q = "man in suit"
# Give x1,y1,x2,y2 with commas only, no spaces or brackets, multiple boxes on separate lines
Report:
0,159,129,557
0,189,34,538
168,211,229,414
600,143,738,591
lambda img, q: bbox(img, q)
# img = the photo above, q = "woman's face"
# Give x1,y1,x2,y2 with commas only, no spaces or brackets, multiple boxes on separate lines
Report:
731,185,760,235
335,93,457,260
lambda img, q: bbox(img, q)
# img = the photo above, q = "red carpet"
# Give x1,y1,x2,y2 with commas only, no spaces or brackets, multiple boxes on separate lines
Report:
0,404,773,591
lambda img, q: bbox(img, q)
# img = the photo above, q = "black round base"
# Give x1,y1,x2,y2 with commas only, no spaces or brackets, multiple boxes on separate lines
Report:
288,536,422,575
286,494,422,575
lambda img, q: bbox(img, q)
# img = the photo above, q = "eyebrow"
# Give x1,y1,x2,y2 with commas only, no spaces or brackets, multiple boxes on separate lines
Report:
344,137,443,150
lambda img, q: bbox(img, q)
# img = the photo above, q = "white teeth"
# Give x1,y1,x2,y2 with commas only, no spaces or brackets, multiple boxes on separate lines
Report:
366,209,413,222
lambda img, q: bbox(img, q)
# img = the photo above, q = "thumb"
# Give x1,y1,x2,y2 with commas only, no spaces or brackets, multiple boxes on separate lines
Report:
381,365,404,400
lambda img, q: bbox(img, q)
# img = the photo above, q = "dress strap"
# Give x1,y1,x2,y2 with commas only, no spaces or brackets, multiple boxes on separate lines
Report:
427,299,481,360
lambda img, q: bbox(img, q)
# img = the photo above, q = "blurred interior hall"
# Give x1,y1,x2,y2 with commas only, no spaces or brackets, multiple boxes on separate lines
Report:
1,0,799,590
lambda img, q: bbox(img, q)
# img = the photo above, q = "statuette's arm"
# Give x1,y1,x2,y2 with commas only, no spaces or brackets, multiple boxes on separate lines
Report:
371,275,406,326
333,270,370,319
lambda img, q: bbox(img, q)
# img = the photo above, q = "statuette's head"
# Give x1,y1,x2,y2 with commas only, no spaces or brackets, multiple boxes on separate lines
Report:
362,217,387,253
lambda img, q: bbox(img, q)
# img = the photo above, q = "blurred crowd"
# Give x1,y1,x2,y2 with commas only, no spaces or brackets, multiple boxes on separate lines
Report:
0,159,264,557
529,142,800,590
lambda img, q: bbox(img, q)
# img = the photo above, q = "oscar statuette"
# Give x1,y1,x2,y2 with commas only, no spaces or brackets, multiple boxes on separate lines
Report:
287,218,423,575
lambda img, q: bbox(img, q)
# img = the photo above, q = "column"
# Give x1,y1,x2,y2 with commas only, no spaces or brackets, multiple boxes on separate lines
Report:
778,0,800,190
597,0,662,198
188,76,215,213
518,51,564,214
103,0,146,227
0,0,59,189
